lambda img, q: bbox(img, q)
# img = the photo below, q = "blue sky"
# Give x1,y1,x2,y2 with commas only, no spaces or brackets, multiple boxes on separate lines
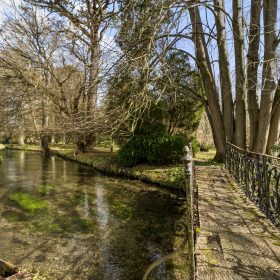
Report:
172,0,280,99
0,0,279,100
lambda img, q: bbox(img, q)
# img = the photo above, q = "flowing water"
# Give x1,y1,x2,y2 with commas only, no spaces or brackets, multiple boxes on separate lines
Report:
0,150,189,280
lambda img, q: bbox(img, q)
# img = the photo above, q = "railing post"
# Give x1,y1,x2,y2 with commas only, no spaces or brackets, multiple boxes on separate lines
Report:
245,145,249,196
225,141,228,170
262,155,269,217
182,144,195,280
256,153,262,207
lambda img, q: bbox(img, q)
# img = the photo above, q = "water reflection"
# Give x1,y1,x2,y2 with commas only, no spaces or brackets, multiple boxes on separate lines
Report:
19,151,25,172
95,183,109,229
95,183,120,279
83,191,89,219
63,161,67,182
0,150,188,279
41,156,49,187
51,156,56,181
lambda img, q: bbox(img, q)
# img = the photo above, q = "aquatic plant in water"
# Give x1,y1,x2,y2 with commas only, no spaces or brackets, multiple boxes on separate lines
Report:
38,184,55,195
9,192,47,211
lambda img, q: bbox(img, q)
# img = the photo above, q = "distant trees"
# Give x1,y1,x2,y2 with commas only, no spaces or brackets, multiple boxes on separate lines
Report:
24,0,118,152
156,51,203,135
0,0,278,162
105,50,203,142
0,2,118,154
0,5,67,154
0,5,91,154
112,0,279,161
104,0,203,143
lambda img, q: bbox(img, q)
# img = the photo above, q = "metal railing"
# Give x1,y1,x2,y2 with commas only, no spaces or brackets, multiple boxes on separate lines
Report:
225,141,280,228
142,144,196,280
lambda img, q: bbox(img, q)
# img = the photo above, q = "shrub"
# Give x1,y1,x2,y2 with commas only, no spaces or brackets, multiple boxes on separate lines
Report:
118,134,187,166
117,137,147,166
146,135,187,164
2,137,11,144
200,143,212,152
190,138,200,155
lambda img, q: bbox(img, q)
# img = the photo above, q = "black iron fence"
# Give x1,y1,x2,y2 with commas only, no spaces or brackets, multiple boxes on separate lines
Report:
225,142,280,227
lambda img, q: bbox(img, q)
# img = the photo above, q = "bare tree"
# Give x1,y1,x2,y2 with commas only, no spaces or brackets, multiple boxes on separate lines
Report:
24,0,118,152
232,0,246,148
254,0,278,153
214,0,234,143
185,0,278,159
188,4,226,161
247,0,262,149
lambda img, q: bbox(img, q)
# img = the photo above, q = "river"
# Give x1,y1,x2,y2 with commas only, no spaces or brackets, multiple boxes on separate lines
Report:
0,150,188,279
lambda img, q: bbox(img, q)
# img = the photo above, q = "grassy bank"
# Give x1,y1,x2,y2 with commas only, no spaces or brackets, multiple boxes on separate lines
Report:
5,144,216,190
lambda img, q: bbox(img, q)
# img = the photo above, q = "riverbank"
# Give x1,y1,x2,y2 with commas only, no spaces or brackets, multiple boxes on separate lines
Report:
0,259,43,280
4,144,217,190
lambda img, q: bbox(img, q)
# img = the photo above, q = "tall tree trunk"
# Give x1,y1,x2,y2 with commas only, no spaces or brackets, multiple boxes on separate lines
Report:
30,106,40,143
41,72,50,156
214,0,234,143
189,5,226,162
41,99,50,156
254,0,278,153
232,0,246,148
87,37,99,116
77,29,100,153
61,132,66,145
51,134,56,145
18,126,25,146
267,80,280,153
247,0,262,149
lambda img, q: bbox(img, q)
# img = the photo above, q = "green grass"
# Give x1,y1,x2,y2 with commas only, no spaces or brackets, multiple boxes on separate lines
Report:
194,149,220,166
270,234,280,241
6,144,41,151
9,192,47,211
55,146,219,189
270,234,280,246
195,149,216,161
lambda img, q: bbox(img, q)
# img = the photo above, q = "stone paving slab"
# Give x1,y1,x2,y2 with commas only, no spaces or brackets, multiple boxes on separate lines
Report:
196,166,280,280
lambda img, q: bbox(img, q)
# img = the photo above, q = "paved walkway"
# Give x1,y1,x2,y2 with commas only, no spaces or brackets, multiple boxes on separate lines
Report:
195,166,280,280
